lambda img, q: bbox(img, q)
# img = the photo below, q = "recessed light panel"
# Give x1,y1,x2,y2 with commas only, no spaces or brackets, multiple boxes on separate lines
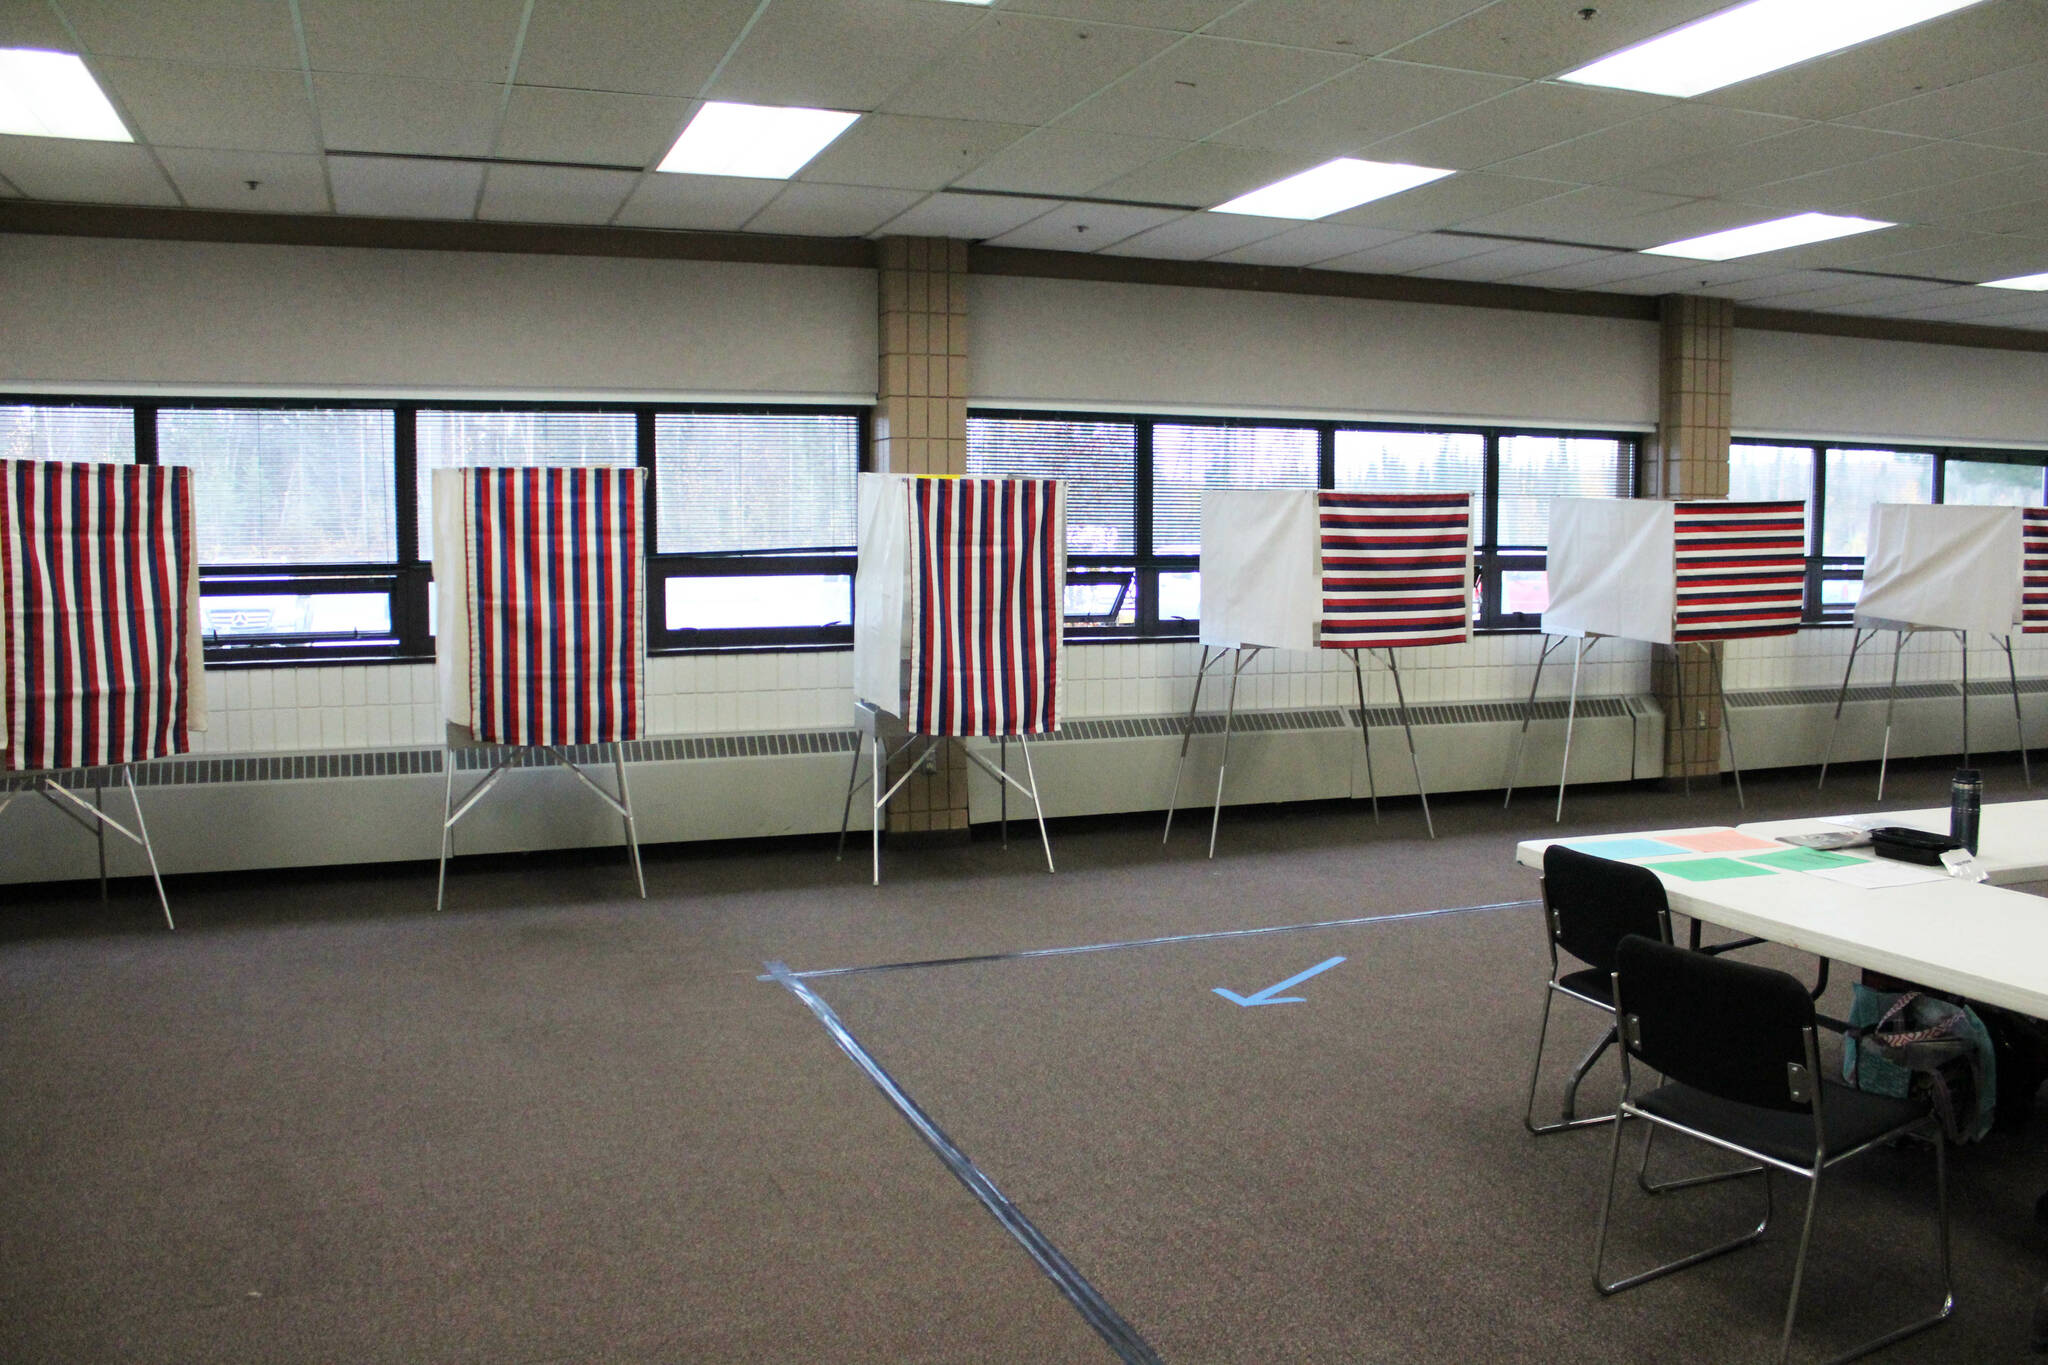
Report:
656,101,861,180
1560,0,1991,99
0,48,130,141
1211,158,1455,220
1981,272,2048,291
1643,212,1893,261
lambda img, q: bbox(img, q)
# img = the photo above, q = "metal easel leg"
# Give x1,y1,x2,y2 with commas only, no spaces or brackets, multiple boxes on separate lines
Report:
95,780,107,905
124,765,173,931
1386,649,1434,839
1711,641,1744,809
1163,645,1218,843
437,749,456,913
612,742,645,899
1672,641,1692,799
1958,629,1971,769
1879,629,1906,800
1818,627,1871,790
1556,637,1584,825
1021,736,1053,874
1505,635,1563,808
1209,647,1256,860
999,736,1009,849
872,733,884,887
2001,634,2031,787
836,731,864,860
1350,649,1378,823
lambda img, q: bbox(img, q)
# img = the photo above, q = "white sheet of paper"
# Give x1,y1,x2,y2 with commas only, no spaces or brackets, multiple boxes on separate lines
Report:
1807,859,1951,889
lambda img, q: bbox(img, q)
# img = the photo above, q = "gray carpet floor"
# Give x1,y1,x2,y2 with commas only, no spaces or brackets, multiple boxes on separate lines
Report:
2,756,2042,1363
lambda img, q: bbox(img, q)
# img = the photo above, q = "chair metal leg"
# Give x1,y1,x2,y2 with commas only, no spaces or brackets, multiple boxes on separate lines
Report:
1776,1170,1824,1364
1525,987,1621,1135
612,742,645,899
1807,1130,1953,1365
1637,1123,1765,1195
1595,1116,1773,1296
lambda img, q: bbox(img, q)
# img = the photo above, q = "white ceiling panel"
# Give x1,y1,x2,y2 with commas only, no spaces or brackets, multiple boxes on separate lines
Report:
981,200,1181,251
1950,196,2048,236
612,173,783,232
299,0,529,83
743,183,926,237
1053,36,1357,142
495,87,691,169
313,74,504,159
1210,60,1521,161
1493,104,1801,185
1383,0,1731,80
0,137,179,205
1848,232,2048,282
1362,81,1668,172
1757,276,1957,311
1615,124,1925,198
157,148,331,213
1746,225,1972,272
1092,141,1313,209
1000,0,1244,32
1205,0,1492,58
875,191,1064,240
1976,113,2048,154
1408,240,1613,281
54,0,302,69
1452,185,1693,249
326,155,484,219
1313,231,1505,274
94,60,320,155
708,0,984,111
1592,260,1785,296
1882,286,2048,320
956,128,1187,198
1208,222,1412,267
1687,270,1853,303
1740,140,2037,213
1842,60,2048,140
1848,158,2048,225
478,166,639,224
1329,171,1574,232
513,0,759,98
0,5,74,50
1504,250,1718,290
799,115,1032,192
882,15,1178,125
1098,211,1293,260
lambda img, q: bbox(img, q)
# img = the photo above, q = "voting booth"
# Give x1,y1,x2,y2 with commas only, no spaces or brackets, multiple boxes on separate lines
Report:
432,465,648,910
1821,502,2038,796
1165,488,1474,853
1509,497,1806,819
0,460,203,927
841,473,1064,884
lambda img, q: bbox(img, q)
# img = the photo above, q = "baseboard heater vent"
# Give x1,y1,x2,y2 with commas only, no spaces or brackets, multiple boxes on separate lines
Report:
1036,708,1351,743
1353,696,1633,728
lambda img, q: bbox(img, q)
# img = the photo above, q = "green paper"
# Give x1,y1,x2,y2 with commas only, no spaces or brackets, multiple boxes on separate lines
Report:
1743,847,1866,872
1649,856,1781,882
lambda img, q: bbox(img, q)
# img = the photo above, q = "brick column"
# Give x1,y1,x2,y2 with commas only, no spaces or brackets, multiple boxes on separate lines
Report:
1651,295,1733,781
874,237,971,835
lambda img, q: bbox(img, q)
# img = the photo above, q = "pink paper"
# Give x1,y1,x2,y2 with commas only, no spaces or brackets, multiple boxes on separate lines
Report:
1658,829,1781,854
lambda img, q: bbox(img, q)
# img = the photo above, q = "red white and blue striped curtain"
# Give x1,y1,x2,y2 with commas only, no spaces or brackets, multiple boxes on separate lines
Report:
906,477,1061,736
462,466,644,747
1672,500,1806,642
2,459,197,772
1317,492,1473,649
2025,508,2048,634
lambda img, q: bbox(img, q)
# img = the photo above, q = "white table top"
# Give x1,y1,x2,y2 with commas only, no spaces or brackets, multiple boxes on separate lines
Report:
1737,798,2048,886
1514,810,2048,1019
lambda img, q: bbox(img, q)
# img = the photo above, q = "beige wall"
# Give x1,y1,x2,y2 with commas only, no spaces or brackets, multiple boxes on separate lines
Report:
1734,328,2048,449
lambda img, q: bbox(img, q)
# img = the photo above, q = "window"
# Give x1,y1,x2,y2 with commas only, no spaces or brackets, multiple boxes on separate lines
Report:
1944,457,2044,508
416,409,637,544
968,416,1143,634
1,404,133,464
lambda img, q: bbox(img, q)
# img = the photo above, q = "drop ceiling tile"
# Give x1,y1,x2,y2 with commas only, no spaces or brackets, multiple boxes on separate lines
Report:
95,60,319,155
956,128,1186,198
883,15,1178,125
1383,0,1730,80
157,148,330,213
1842,61,2048,140
1092,142,1314,210
1328,171,1575,232
1847,158,2048,225
495,87,690,169
1099,211,1294,260
0,5,72,49
1054,36,1358,143
1596,260,1784,296
1883,286,2048,320
981,201,1182,251
1749,225,1968,272
1619,198,1799,246
1825,288,1981,316
326,155,484,219
1615,124,1924,198
300,0,529,82
1505,250,1711,290
1453,185,1693,249
1211,60,1521,161
314,74,503,159
998,0,1244,31
513,0,758,97
0,136,179,205
1209,222,1412,267
612,172,783,231
57,0,301,68
799,115,1032,192
1849,232,2048,282
1407,240,1612,282
1493,104,1803,184
1950,197,2048,236
1740,140,2037,212
1701,1,2048,122
477,165,639,223
1313,231,1505,274
743,182,925,237
1757,275,1957,310
1690,270,1849,302
1363,81,1668,172
1206,0,1492,57
708,0,984,111
876,191,1063,240
1974,113,2048,154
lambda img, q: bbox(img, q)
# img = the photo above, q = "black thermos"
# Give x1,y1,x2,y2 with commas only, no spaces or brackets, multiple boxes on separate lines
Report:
1950,768,1982,854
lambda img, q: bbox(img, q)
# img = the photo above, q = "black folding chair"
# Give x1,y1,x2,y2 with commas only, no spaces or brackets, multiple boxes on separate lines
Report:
1594,935,1952,1364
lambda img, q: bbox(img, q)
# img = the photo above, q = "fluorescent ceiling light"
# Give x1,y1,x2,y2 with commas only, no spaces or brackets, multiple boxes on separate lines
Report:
1211,158,1454,220
656,101,860,179
0,48,130,141
1980,271,2048,291
1643,212,1892,261
1560,0,1991,98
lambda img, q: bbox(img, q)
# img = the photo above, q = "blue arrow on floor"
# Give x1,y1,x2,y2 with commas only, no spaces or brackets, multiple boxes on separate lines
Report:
1213,955,1346,1007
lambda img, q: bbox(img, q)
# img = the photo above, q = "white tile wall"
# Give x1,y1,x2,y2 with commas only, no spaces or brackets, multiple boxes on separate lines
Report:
187,631,2048,757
